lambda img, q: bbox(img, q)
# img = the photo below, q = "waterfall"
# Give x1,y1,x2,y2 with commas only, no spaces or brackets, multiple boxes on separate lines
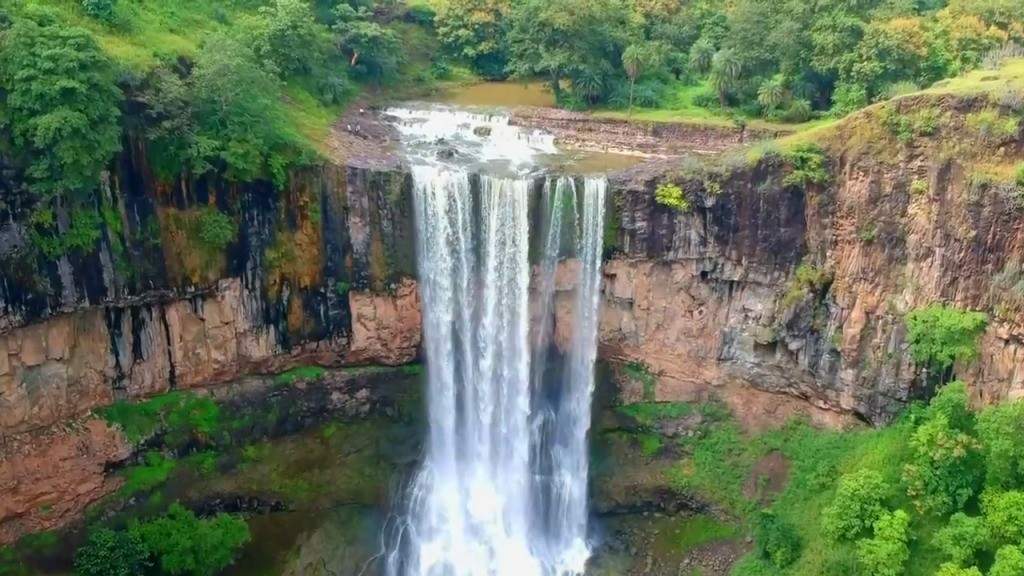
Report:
384,104,605,576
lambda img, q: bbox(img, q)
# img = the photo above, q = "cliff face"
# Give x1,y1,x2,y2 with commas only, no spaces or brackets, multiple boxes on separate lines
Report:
597,101,1024,423
0,142,421,437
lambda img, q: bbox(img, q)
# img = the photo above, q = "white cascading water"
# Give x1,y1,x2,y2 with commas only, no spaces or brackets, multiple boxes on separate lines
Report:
383,105,605,576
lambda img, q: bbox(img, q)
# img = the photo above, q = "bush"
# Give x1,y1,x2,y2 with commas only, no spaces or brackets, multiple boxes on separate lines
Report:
856,510,910,576
196,207,237,251
74,528,149,576
755,510,802,568
966,109,1020,144
831,82,869,116
654,183,691,212
783,143,830,187
905,304,988,376
130,504,250,576
933,513,989,566
1016,164,1024,188
936,564,984,576
823,470,890,541
781,99,813,123
81,0,116,22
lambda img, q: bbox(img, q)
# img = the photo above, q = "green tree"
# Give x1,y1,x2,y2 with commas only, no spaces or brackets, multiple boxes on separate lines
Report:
435,0,510,79
188,35,300,184
823,469,891,542
689,36,715,74
905,304,988,381
333,5,402,80
130,503,250,576
991,546,1024,576
757,75,788,113
856,510,911,576
978,401,1024,490
933,513,989,566
709,49,742,107
507,0,631,102
903,383,983,515
246,0,332,77
74,528,150,576
982,490,1024,547
622,43,661,116
0,11,122,200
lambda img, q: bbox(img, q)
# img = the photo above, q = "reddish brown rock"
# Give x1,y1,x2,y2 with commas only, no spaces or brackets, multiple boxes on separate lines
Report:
345,279,422,365
0,419,130,545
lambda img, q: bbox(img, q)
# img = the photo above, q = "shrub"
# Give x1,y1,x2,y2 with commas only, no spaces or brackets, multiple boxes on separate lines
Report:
81,0,116,22
991,546,1024,576
781,99,813,123
782,143,830,187
74,528,150,576
654,183,691,212
933,513,989,566
130,503,250,576
1016,163,1024,188
856,510,910,576
822,469,890,542
905,304,988,376
755,510,802,568
831,82,869,116
195,207,237,251
120,452,176,496
966,109,1020,144
910,179,929,195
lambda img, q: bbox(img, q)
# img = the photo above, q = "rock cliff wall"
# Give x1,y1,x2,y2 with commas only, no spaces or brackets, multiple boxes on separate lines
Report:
0,142,421,437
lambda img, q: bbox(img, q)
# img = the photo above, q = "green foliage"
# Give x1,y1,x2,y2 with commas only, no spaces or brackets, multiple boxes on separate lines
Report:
654,183,691,212
933,512,989,566
911,179,929,195
273,365,327,386
881,106,942,143
936,564,984,576
129,503,250,576
822,469,890,542
618,402,694,428
781,263,832,308
195,207,237,251
782,144,830,187
99,391,221,448
120,452,176,496
832,82,869,116
621,361,657,401
334,4,403,81
74,528,149,576
755,509,802,568
978,401,1024,489
966,108,1021,143
1015,163,1024,187
982,490,1024,547
905,304,988,375
0,11,122,200
81,0,116,23
990,545,1024,576
246,0,331,78
903,382,983,515
435,0,509,79
855,509,910,576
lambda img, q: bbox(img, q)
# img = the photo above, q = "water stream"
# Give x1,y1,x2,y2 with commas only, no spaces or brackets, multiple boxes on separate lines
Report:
383,104,606,576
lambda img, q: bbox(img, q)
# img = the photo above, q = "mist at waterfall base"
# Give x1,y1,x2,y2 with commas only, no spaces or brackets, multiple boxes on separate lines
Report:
382,105,607,576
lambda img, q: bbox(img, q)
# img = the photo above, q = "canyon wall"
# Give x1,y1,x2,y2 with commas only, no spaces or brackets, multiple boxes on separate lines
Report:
0,144,421,438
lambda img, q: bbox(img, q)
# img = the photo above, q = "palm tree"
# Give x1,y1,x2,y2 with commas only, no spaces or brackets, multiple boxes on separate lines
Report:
689,37,715,74
757,76,787,112
622,44,648,117
709,49,741,108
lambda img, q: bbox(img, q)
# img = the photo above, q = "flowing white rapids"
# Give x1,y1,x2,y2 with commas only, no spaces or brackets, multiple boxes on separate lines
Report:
384,104,605,576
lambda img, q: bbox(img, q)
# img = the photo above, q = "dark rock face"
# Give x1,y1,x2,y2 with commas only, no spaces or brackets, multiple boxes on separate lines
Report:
598,150,1024,424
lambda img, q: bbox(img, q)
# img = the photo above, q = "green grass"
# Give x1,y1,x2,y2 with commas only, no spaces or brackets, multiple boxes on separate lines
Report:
675,515,742,553
99,390,221,448
272,365,328,386
619,402,695,427
119,451,176,497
